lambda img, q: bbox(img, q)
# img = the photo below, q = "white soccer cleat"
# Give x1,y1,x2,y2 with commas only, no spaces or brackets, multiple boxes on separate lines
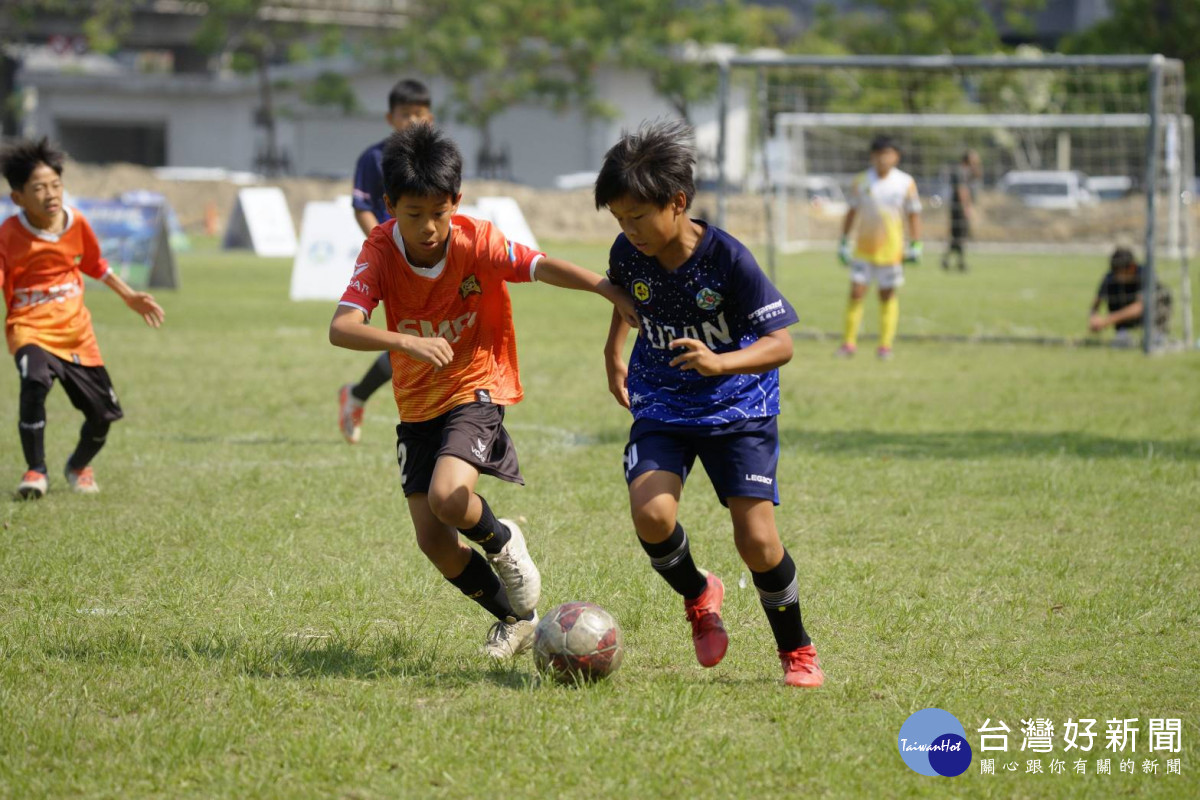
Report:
484,612,538,660
17,470,48,500
338,383,364,444
487,519,542,617
64,465,100,494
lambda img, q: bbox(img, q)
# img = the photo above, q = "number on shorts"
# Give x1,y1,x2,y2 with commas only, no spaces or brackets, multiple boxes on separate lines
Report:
397,442,408,485
18,354,28,379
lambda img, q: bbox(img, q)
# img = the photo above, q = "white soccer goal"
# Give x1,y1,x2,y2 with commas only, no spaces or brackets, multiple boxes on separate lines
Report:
715,54,1193,353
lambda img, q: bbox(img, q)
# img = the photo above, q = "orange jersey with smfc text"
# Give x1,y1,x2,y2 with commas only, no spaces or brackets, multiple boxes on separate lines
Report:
339,215,543,422
0,208,111,366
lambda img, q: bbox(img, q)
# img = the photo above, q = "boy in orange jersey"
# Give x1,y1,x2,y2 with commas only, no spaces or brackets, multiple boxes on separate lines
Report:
1,138,164,498
329,124,638,658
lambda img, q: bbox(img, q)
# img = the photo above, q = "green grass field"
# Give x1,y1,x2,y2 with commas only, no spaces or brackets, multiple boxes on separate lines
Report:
1,240,1197,798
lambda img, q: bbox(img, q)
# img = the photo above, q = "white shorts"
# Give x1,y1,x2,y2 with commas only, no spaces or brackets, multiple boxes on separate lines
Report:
850,260,905,289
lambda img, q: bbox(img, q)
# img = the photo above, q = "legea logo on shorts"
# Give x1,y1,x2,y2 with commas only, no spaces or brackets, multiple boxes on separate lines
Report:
898,708,973,777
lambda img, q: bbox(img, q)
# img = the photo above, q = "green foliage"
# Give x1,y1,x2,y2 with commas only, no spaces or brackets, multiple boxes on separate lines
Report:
1065,0,1200,145
302,71,361,115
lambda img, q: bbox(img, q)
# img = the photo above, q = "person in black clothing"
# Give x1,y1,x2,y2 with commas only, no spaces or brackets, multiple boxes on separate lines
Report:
942,149,980,272
1089,247,1171,346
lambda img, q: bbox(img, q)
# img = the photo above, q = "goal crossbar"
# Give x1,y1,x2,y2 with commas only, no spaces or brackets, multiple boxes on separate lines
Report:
774,112,1158,129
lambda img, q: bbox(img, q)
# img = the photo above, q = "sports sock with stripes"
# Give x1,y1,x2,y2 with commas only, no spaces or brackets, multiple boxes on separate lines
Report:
752,548,811,650
639,522,708,600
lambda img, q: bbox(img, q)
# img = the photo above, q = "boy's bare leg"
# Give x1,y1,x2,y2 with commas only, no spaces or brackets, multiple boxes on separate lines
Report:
427,454,540,616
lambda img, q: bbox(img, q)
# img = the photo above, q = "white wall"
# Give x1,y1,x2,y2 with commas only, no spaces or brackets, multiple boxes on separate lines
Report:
21,64,751,188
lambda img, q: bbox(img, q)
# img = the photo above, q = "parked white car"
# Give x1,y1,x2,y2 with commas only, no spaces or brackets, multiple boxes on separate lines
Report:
1085,175,1134,201
1000,171,1096,210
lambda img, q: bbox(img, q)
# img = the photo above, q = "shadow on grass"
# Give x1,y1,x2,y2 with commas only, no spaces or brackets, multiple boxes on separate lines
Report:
44,627,535,690
781,429,1200,462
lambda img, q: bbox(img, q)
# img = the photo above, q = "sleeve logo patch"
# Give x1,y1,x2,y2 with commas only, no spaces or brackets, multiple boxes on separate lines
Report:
695,287,722,310
632,280,651,302
459,273,482,299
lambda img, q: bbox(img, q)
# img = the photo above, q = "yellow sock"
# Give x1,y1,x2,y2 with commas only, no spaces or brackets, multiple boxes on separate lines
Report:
843,296,865,347
879,295,899,349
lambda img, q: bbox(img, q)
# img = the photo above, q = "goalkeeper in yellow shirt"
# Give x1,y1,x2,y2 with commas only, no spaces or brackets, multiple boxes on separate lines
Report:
835,135,922,360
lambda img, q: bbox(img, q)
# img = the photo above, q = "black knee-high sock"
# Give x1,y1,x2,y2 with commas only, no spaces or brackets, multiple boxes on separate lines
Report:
67,418,111,471
457,495,511,554
752,549,811,650
639,522,707,600
351,352,393,402
18,380,49,474
447,549,531,621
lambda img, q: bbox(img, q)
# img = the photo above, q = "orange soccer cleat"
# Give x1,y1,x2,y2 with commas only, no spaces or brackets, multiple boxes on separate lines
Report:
684,572,729,668
779,644,825,688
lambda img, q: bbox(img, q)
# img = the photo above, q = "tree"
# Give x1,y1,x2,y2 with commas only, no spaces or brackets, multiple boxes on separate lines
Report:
605,0,789,124
1064,0,1200,154
380,0,616,177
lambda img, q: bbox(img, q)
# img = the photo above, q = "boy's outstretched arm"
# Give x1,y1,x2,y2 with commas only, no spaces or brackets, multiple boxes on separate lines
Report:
534,257,640,328
669,329,793,377
328,306,453,368
101,272,164,328
603,307,633,409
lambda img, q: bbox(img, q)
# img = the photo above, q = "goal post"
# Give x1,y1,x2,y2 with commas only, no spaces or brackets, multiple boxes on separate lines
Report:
714,54,1193,353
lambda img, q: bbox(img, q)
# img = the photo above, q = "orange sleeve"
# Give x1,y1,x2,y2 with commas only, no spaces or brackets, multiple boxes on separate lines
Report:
481,221,542,284
78,216,111,281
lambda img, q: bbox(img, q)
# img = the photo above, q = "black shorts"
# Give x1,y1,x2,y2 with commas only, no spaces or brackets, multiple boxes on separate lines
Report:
15,344,124,422
950,211,970,243
395,403,523,496
623,416,780,508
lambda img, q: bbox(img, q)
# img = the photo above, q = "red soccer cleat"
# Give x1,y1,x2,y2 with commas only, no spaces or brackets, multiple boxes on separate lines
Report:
684,572,729,668
779,644,825,688
338,383,364,444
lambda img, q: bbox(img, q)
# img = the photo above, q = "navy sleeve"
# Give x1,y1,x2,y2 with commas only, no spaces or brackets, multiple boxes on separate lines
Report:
605,236,630,289
351,147,382,213
729,247,799,336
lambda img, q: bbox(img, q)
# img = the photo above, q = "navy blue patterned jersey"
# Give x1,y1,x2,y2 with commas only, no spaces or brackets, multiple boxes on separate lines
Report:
606,222,799,425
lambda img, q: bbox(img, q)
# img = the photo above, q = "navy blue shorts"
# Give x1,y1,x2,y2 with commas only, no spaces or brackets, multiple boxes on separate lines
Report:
622,416,780,507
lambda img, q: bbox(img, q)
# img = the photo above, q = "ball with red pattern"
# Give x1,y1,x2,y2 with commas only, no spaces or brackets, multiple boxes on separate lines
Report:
533,601,624,683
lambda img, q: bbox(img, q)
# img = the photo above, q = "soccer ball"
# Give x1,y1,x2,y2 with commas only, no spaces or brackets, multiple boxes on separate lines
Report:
533,601,624,683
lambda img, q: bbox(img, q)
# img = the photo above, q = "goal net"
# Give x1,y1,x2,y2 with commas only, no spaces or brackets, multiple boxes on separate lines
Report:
715,54,1193,352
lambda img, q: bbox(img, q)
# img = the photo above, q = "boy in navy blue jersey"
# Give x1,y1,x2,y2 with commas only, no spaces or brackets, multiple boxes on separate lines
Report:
338,79,435,443
597,120,823,688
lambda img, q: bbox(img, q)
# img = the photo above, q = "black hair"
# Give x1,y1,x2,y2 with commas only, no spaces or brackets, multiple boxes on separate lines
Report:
870,134,900,154
594,119,696,210
0,137,65,191
388,78,431,111
1110,247,1138,272
381,123,461,204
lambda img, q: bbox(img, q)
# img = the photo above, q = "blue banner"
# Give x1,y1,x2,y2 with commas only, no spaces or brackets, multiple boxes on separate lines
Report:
0,197,178,289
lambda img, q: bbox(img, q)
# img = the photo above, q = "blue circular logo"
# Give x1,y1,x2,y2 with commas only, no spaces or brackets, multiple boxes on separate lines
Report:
898,708,973,777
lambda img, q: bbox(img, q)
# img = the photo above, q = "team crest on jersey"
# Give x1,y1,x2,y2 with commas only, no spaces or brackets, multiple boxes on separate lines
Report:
632,280,652,303
695,287,723,310
459,274,482,299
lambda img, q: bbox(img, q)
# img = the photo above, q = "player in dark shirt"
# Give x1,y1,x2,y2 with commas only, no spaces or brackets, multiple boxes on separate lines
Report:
1089,247,1171,346
598,120,823,688
338,79,434,443
942,150,980,272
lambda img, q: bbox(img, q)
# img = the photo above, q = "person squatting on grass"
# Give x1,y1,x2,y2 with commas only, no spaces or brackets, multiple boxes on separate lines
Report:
1,137,165,499
328,123,638,659
596,119,824,688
